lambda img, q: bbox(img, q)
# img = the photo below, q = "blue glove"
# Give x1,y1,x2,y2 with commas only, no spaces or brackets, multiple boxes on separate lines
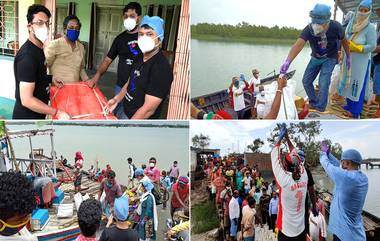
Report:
278,123,287,142
346,54,351,70
240,74,246,82
280,59,291,75
321,141,330,154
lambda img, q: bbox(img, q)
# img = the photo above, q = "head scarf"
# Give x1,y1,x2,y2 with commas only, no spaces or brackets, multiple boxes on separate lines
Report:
347,0,372,38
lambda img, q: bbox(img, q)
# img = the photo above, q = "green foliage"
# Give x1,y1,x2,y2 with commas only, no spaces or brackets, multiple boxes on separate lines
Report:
192,133,211,149
191,200,219,234
247,138,264,153
267,122,342,167
191,22,302,40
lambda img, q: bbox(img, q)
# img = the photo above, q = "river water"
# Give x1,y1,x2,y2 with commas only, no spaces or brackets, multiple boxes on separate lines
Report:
191,39,314,98
5,122,190,185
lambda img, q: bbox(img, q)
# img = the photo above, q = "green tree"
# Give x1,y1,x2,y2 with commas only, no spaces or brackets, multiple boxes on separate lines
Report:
247,138,264,153
192,133,210,149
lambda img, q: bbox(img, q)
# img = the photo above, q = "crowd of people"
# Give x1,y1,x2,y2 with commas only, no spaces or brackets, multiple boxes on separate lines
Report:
0,153,189,241
13,2,173,120
198,123,369,241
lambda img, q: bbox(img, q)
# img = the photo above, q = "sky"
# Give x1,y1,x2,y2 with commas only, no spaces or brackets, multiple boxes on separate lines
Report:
190,121,380,158
191,0,344,29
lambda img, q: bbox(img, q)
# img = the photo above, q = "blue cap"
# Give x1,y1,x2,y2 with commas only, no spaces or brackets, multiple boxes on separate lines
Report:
342,149,362,164
140,16,165,42
297,150,305,162
134,168,144,177
359,0,372,9
310,4,331,24
142,179,154,191
114,196,129,221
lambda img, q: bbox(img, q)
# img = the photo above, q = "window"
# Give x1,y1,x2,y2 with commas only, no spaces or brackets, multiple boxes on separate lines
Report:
0,0,18,57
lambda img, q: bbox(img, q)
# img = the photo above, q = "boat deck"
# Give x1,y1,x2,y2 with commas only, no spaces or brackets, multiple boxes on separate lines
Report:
31,166,104,240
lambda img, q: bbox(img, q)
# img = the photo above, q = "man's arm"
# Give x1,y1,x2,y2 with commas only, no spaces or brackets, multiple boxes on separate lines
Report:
86,57,113,87
19,82,56,116
131,94,163,119
265,77,287,119
341,38,351,57
319,152,344,183
286,38,306,63
271,145,292,188
80,51,89,81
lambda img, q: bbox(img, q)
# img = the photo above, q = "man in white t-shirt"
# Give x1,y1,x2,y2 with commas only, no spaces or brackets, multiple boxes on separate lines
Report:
309,211,327,241
271,124,308,240
228,77,246,119
248,69,261,94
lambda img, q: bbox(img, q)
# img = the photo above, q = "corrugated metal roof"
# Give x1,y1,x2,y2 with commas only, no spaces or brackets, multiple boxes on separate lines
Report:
336,0,380,21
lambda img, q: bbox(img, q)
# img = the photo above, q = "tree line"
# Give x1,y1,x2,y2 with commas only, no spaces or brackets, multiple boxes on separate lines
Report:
191,22,302,40
192,121,343,168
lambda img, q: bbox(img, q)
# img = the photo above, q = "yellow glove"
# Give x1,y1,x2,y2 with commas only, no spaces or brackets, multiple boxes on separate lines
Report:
349,41,364,53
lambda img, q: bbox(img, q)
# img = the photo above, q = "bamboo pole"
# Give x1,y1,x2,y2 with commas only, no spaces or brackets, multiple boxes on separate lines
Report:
167,0,190,119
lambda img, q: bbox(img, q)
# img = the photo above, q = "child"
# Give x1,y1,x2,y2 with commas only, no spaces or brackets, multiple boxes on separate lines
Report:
160,170,172,209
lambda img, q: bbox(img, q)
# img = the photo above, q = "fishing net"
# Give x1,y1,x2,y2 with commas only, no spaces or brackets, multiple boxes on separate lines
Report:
50,82,117,120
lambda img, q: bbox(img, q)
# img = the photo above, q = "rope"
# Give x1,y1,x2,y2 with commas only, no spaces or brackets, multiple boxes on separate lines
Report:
50,83,112,120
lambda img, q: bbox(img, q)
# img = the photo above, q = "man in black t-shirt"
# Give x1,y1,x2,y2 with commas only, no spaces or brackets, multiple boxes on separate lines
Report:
106,16,173,119
87,2,142,119
279,3,351,112
99,196,139,241
13,4,69,119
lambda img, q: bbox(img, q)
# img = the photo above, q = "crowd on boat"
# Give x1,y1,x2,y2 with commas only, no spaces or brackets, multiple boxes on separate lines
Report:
197,124,368,241
0,152,189,241
193,0,380,120
12,2,173,120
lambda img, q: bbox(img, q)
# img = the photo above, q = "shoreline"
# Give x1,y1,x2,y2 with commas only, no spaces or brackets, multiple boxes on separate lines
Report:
191,33,295,45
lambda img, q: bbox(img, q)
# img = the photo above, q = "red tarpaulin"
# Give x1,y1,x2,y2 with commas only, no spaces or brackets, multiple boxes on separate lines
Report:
50,82,117,120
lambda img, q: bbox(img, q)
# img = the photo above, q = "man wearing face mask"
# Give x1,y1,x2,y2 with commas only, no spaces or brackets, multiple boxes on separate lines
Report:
228,76,247,119
106,15,174,119
320,142,368,241
87,2,142,119
0,172,37,241
13,4,70,120
44,15,88,84
279,3,351,113
144,157,161,183
97,170,122,217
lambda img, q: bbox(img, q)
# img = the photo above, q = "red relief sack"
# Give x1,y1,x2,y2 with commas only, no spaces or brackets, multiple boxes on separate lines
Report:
50,82,117,120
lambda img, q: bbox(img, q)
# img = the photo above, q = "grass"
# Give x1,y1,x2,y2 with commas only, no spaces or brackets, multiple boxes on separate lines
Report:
191,33,295,45
191,200,219,234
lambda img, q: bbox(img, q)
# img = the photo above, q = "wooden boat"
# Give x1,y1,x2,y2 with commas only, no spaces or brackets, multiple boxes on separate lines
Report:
191,70,380,119
0,127,111,241
191,70,296,119
317,190,380,241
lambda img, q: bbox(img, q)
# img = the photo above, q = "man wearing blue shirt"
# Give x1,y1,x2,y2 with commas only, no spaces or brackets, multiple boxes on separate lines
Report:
320,142,368,241
279,3,351,112
268,191,278,232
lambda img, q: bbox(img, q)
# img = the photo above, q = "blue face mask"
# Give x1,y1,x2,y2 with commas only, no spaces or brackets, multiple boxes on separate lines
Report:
66,29,80,42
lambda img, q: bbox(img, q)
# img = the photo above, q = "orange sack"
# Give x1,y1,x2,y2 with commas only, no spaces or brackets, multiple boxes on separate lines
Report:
50,82,117,120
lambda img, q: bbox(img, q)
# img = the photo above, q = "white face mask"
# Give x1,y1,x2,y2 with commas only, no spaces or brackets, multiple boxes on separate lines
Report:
124,18,137,31
149,162,155,168
311,23,325,36
34,27,48,43
138,35,160,53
